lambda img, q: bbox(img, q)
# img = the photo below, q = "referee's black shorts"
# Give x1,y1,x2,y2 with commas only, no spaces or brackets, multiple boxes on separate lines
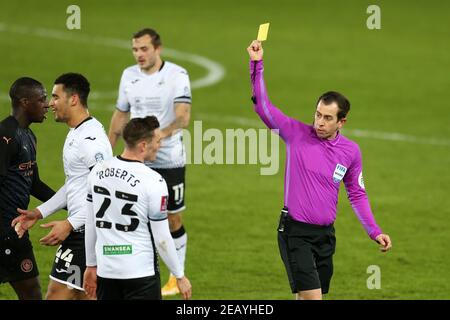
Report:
277,210,336,294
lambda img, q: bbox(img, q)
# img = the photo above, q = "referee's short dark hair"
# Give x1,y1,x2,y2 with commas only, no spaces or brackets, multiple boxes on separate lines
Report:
54,73,90,108
123,116,160,149
317,91,351,120
133,28,162,48
9,77,43,107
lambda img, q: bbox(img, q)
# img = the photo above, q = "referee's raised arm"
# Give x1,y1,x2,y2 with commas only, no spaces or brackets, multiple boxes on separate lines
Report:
247,40,296,142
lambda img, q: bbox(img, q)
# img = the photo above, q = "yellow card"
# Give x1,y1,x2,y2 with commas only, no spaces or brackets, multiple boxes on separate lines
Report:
257,23,270,41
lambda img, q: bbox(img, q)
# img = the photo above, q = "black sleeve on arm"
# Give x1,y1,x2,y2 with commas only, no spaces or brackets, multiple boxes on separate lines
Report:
31,164,56,202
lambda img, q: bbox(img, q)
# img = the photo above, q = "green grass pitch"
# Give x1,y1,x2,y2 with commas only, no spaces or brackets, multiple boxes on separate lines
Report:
1,0,449,299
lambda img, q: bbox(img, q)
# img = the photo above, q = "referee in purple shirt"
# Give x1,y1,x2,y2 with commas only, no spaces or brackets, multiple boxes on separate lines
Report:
247,40,392,300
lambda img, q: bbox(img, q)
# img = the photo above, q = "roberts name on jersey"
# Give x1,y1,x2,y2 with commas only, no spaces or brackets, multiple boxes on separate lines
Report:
87,156,169,279
95,165,140,188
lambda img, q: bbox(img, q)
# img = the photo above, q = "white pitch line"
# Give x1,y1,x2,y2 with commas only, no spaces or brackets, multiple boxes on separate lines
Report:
192,113,450,147
0,22,225,90
342,128,450,147
1,22,448,148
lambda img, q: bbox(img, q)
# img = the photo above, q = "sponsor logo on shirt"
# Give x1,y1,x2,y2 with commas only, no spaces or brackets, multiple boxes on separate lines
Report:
103,245,132,255
18,160,36,170
18,160,36,177
2,136,12,144
333,164,347,183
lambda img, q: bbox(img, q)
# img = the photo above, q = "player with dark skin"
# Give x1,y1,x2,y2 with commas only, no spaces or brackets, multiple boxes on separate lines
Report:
0,77,54,300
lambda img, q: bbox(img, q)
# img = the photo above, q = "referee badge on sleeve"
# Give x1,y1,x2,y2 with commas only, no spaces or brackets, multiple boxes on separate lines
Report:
333,164,347,183
358,171,365,189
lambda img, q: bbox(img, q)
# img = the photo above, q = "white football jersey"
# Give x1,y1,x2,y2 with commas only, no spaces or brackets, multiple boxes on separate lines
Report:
63,117,112,229
116,61,191,168
86,156,170,279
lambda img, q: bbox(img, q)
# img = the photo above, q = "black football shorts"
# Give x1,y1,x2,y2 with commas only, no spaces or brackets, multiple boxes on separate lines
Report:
49,231,86,291
277,208,336,294
153,167,186,213
97,274,162,300
0,233,39,283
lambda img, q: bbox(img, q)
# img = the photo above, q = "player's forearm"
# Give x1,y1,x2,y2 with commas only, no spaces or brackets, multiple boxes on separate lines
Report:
67,212,85,231
108,131,121,149
31,179,55,202
31,165,55,201
84,200,97,266
37,184,67,218
108,110,129,147
150,220,184,278
161,115,189,139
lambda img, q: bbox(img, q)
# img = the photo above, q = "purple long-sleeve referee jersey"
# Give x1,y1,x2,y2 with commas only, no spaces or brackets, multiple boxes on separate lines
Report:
250,60,382,240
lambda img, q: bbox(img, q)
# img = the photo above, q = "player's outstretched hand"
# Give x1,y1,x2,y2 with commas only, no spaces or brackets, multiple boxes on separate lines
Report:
247,40,263,61
39,219,73,246
11,208,42,238
177,276,192,300
83,266,97,299
375,234,392,252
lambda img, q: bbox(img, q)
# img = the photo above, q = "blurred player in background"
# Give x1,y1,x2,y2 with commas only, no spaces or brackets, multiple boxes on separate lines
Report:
83,116,191,300
0,77,55,299
13,73,113,299
108,28,191,296
247,40,392,300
